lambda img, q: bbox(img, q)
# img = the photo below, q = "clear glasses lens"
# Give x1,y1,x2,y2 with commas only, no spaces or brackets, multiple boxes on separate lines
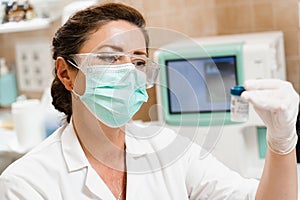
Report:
70,52,160,88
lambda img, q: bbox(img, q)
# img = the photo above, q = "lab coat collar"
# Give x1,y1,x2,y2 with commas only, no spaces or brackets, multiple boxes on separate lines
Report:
61,121,167,170
61,121,90,172
125,122,155,157
61,120,149,172
61,121,115,199
124,122,180,175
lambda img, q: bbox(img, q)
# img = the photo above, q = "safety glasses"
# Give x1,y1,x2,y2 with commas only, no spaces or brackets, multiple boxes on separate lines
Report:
67,52,160,88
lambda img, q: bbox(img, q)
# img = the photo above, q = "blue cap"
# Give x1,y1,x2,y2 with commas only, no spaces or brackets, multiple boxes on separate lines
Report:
230,86,245,96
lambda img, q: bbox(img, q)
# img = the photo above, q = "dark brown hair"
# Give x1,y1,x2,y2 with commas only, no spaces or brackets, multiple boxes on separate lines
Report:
51,2,148,123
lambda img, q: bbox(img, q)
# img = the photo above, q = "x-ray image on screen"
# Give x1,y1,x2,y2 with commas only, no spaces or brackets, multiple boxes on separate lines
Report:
166,56,237,114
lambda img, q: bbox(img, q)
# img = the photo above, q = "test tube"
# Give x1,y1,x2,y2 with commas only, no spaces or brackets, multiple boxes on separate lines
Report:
230,86,249,122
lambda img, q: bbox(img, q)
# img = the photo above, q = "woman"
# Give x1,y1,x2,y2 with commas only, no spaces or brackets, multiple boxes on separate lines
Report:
0,2,298,200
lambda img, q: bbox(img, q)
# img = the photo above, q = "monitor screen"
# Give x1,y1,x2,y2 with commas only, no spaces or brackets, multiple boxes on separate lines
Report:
166,56,237,114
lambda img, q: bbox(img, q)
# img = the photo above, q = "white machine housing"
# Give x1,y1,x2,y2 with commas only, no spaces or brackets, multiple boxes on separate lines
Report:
154,31,286,179
193,31,286,81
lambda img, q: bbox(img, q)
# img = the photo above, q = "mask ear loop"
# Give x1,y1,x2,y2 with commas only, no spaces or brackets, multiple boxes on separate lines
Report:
67,59,83,100
71,88,80,100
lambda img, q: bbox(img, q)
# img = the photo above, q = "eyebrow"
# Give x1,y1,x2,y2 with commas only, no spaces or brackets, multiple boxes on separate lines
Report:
133,51,147,56
95,45,147,56
95,45,124,52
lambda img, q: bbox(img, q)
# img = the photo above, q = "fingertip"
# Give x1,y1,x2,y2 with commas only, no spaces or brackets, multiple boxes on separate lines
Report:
243,79,255,90
241,91,249,101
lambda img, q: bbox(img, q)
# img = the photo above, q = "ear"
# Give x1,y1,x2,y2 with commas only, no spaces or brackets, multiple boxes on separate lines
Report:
56,57,76,91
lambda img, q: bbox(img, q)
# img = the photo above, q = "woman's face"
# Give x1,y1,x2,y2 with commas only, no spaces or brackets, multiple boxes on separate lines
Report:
71,20,148,95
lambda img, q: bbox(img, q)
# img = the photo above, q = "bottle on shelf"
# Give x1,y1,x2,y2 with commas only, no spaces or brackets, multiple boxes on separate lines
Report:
0,58,18,107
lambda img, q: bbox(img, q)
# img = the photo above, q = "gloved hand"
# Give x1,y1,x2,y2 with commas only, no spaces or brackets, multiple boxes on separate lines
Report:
241,79,299,155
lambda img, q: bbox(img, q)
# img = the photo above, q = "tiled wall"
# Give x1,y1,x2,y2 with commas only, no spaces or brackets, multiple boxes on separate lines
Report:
213,0,299,93
0,0,299,120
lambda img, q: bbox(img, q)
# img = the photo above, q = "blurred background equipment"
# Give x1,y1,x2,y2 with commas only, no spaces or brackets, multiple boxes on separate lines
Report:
15,38,53,92
61,0,97,24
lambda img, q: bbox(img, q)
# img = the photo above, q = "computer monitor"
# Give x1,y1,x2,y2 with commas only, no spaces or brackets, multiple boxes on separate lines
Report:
156,43,244,126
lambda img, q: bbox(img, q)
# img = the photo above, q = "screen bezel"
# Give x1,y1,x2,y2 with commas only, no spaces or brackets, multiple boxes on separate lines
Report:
157,43,244,126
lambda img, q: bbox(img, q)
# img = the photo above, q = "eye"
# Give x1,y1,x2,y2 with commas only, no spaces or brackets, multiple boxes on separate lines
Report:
132,59,146,68
96,54,119,64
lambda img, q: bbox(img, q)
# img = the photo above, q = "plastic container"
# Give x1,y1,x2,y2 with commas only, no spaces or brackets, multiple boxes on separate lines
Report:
230,86,249,122
0,58,17,107
11,99,46,150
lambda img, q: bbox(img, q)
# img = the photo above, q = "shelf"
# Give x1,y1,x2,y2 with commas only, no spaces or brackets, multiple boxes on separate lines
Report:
0,18,51,34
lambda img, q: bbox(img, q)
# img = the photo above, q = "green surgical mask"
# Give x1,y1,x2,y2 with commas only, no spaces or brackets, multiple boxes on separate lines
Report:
73,63,148,128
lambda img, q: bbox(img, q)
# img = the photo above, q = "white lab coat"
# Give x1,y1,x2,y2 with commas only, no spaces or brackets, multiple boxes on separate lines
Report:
0,121,258,200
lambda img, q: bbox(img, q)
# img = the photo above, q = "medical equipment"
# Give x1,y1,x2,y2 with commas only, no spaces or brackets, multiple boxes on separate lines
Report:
154,31,286,178
156,43,243,126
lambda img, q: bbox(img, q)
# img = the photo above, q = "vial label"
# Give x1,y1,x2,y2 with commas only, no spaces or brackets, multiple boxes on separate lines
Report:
231,95,249,122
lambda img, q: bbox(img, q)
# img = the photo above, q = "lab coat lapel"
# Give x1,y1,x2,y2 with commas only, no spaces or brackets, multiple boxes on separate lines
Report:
125,123,158,199
84,166,116,200
126,170,146,199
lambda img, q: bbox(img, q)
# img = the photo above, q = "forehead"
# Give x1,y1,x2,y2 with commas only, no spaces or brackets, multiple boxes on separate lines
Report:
79,20,147,54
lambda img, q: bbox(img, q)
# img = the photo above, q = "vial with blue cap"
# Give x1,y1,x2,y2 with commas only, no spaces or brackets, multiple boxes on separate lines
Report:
230,86,249,122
